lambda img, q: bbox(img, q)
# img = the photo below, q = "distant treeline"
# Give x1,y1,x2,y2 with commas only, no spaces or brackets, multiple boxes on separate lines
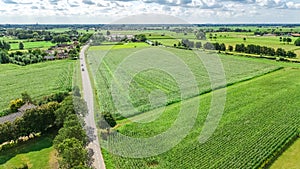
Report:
175,39,297,58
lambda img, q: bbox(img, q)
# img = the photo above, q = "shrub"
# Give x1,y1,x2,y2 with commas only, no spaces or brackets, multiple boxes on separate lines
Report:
98,112,116,129
9,98,24,113
295,38,300,46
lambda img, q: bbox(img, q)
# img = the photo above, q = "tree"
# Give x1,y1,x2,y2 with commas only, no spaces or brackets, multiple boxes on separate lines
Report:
287,51,297,58
195,31,206,40
57,138,88,169
286,38,292,44
106,30,111,36
276,48,286,57
0,50,10,64
283,37,287,44
51,34,71,44
19,42,24,50
195,42,202,48
219,43,226,51
228,45,233,52
54,114,88,146
98,112,116,129
294,38,300,46
133,34,147,42
203,42,214,50
243,37,247,41
0,40,10,50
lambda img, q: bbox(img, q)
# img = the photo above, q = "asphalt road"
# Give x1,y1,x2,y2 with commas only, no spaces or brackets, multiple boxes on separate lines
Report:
80,44,106,169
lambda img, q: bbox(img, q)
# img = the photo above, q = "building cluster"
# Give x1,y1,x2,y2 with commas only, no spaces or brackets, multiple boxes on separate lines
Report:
44,41,79,60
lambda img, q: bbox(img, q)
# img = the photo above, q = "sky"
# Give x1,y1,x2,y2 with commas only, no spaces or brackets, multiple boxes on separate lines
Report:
0,0,299,24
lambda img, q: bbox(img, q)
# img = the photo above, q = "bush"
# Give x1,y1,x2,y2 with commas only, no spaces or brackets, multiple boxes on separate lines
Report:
295,38,300,46
9,98,24,113
98,112,116,129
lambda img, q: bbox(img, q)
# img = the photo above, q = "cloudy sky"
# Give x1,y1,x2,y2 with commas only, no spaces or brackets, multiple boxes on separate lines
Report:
0,0,299,24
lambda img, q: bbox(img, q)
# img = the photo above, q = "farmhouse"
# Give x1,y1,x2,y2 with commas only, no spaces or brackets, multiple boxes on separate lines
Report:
106,34,134,42
291,33,300,37
0,103,36,124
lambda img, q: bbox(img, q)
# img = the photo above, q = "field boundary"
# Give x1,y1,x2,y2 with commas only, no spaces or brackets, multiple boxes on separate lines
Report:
260,131,299,168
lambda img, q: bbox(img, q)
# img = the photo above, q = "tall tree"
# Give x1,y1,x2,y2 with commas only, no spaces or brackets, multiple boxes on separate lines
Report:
57,138,88,168
19,42,24,50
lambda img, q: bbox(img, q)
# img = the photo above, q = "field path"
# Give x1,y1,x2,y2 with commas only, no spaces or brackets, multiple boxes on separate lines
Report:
80,44,106,169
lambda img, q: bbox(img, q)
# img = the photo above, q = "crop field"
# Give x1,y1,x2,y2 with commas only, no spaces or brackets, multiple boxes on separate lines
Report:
9,41,56,50
101,67,300,169
87,44,300,168
0,135,55,169
87,46,280,119
112,30,300,58
89,42,149,51
0,60,74,111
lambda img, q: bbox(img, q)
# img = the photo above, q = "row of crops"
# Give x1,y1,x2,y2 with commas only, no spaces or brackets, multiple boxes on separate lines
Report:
87,47,280,119
102,67,300,168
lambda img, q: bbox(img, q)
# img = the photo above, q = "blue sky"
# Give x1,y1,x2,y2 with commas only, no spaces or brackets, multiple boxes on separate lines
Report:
0,0,299,24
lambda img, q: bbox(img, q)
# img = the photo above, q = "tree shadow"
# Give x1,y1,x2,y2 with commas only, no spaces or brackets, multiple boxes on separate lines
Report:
85,126,97,143
0,134,54,165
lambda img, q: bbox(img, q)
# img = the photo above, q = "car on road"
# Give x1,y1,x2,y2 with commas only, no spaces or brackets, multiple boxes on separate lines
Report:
82,68,84,71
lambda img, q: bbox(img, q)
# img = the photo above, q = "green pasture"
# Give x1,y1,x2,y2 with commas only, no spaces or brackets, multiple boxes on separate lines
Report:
0,60,75,111
0,135,56,169
9,41,55,50
89,42,149,51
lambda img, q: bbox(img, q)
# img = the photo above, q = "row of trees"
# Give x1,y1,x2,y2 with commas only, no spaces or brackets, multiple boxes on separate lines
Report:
5,29,80,42
52,95,91,168
235,43,297,58
174,38,297,58
0,49,46,65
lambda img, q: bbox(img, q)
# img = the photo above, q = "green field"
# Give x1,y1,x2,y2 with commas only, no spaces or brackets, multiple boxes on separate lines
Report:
102,67,300,169
108,30,300,58
0,60,74,111
87,46,280,118
9,41,56,50
89,42,149,51
0,134,56,169
87,45,300,168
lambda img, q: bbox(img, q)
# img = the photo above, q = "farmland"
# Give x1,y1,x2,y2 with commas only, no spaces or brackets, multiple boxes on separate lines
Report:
0,60,74,111
9,41,56,50
87,46,280,118
86,42,300,168
100,65,300,168
104,29,300,59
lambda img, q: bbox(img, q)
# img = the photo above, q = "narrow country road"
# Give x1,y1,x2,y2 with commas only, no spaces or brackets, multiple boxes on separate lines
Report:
80,44,106,169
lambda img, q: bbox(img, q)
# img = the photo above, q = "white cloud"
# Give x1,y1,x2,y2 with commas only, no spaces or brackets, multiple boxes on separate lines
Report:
0,0,299,23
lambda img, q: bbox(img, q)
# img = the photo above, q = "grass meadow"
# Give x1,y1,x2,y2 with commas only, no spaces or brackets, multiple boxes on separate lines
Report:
0,134,56,169
0,60,74,111
9,41,56,50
